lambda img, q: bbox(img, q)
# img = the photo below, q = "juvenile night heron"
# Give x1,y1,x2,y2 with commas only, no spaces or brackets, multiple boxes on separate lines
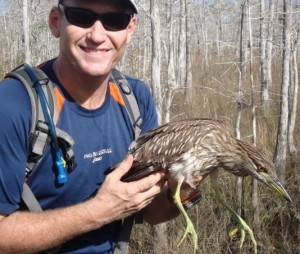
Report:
121,118,292,254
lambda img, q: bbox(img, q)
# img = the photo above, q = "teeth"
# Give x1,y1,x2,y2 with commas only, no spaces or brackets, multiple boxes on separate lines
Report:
82,47,108,53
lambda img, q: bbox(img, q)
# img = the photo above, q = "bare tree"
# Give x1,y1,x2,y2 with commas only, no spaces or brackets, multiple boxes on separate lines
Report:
23,0,31,64
185,0,193,101
178,0,187,88
149,3,168,252
287,30,299,168
261,0,276,113
236,1,246,219
273,0,292,181
266,0,275,96
260,0,268,104
150,0,163,123
247,0,260,234
165,1,177,123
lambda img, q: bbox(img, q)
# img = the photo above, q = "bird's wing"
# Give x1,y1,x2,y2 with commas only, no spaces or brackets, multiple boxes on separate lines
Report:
123,119,226,182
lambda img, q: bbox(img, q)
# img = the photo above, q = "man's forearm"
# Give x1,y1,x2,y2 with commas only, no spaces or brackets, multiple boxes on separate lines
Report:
0,156,166,253
0,198,106,254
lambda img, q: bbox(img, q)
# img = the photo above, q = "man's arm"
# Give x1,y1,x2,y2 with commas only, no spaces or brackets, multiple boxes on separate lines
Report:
0,156,165,254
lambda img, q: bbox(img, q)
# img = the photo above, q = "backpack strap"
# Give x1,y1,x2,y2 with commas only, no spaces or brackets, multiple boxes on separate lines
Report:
6,65,142,253
6,65,56,168
5,64,76,212
111,69,143,254
111,69,142,139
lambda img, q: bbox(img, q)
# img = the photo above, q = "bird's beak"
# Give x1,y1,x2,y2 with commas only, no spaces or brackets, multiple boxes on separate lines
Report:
259,172,292,203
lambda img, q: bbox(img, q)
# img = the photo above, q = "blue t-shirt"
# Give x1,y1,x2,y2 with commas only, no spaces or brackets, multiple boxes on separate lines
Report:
0,59,158,253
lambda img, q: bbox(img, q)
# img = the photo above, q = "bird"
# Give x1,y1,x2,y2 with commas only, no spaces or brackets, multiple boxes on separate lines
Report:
120,118,292,254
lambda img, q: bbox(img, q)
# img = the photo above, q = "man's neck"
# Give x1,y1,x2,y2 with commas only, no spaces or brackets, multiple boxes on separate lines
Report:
53,59,109,110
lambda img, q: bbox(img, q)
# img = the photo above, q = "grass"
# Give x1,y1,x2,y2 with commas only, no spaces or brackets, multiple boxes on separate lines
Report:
128,51,300,254
0,24,298,252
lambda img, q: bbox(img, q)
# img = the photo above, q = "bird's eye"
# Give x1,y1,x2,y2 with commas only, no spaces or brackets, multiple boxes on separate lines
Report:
257,165,267,173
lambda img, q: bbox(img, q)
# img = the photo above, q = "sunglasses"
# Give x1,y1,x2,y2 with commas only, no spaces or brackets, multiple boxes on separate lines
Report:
58,4,132,31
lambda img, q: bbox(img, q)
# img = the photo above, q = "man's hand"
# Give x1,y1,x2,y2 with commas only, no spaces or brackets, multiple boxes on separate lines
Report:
94,155,166,223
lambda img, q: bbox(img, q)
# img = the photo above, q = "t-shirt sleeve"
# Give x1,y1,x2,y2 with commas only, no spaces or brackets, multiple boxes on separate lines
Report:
0,79,31,214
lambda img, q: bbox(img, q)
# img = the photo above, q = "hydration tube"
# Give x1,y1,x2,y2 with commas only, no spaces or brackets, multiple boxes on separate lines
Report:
24,64,68,184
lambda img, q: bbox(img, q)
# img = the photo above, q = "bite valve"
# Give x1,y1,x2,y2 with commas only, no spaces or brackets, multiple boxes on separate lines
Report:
55,152,68,184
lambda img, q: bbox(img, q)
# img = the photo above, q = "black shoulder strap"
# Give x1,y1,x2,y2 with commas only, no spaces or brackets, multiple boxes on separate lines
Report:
111,69,142,139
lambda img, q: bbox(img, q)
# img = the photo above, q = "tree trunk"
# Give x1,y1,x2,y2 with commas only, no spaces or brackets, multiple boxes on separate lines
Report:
264,0,275,113
247,0,260,233
260,0,269,105
287,33,299,168
236,2,246,219
178,0,187,88
165,1,176,123
152,223,168,254
150,1,167,252
23,0,31,64
185,0,193,101
150,0,162,123
273,0,291,181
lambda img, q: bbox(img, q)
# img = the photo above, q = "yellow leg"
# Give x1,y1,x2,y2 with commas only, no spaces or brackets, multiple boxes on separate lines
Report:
173,177,198,254
214,186,257,254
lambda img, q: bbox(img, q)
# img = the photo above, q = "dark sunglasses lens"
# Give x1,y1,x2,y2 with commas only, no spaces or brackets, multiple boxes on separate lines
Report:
100,13,131,31
65,8,95,28
64,7,131,31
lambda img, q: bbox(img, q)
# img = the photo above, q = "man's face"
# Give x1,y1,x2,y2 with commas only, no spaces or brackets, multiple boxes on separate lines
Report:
49,0,137,78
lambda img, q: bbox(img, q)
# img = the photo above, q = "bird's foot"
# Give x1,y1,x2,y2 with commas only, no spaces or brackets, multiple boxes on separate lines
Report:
173,177,198,254
177,215,198,254
213,185,257,254
229,219,257,254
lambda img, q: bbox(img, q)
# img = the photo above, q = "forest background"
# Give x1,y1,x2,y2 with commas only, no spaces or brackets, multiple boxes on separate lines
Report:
0,0,299,253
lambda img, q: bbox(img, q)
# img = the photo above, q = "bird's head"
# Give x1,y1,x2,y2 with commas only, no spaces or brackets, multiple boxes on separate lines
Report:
236,140,292,203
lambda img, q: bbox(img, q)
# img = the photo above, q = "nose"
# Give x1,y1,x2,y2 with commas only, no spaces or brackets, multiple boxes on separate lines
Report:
86,20,107,42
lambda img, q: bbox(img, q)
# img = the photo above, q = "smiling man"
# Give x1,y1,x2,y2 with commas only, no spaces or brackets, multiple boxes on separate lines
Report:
0,0,201,253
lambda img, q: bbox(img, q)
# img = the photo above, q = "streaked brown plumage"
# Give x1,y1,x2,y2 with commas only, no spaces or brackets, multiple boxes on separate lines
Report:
120,118,292,254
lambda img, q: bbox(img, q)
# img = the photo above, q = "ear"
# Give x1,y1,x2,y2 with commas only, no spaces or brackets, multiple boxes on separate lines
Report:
48,7,61,38
126,16,137,44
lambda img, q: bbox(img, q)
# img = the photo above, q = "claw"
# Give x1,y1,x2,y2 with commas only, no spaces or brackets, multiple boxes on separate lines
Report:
173,177,198,254
214,185,257,254
229,222,257,254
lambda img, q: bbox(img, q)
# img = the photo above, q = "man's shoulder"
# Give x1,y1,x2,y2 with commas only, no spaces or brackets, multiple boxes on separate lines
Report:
123,74,148,87
0,77,31,111
120,73,158,132
122,74,152,99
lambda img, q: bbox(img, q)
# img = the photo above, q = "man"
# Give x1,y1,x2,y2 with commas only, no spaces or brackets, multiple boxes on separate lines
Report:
0,0,201,253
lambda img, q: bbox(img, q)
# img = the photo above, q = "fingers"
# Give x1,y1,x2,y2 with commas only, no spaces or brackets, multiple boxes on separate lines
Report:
111,155,166,194
111,155,134,179
126,177,165,213
133,170,166,193
96,157,166,220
